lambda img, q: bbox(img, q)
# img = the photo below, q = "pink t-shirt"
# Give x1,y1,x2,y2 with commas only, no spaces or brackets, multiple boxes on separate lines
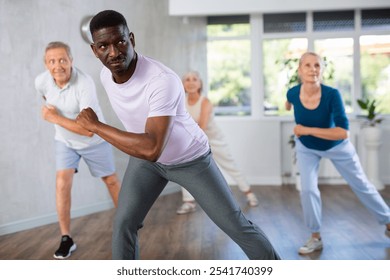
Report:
100,54,209,164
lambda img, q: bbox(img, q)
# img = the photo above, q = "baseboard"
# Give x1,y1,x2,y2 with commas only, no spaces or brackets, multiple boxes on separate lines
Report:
227,176,283,186
0,201,115,236
0,183,181,237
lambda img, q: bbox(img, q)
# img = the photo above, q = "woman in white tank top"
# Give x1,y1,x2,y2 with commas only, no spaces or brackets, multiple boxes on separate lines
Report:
176,71,259,214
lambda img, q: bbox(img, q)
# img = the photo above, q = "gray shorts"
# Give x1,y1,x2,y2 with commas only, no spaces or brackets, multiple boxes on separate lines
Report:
55,140,116,178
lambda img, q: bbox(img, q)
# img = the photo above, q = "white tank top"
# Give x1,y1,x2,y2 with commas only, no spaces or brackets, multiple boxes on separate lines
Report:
185,95,223,140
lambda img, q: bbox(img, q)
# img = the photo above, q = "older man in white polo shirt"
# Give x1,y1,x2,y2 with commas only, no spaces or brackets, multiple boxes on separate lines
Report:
35,41,121,259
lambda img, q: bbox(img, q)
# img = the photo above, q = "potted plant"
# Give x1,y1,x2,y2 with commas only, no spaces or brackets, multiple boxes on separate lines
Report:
357,98,383,127
357,97,383,144
356,97,384,190
288,134,301,191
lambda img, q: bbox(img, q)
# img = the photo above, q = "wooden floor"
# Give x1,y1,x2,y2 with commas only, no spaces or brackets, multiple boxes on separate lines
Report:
0,185,389,260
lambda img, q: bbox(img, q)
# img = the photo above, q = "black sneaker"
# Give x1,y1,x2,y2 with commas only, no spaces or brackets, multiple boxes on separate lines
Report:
53,235,77,259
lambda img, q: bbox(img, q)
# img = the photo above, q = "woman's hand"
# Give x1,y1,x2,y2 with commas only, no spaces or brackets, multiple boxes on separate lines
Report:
285,101,292,111
294,124,348,140
294,124,308,137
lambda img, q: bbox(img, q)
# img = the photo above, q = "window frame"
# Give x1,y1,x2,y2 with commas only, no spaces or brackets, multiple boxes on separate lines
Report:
206,16,252,116
206,9,390,118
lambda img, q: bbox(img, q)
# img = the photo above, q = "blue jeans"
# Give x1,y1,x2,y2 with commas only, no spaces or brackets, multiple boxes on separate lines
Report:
112,150,280,260
296,138,390,233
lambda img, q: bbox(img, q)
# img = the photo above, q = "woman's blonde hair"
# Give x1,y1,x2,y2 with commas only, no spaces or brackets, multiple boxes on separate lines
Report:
299,52,324,68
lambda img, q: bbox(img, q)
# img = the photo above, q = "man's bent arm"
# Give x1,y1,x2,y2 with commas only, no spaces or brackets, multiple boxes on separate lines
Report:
76,107,171,161
56,116,94,137
42,105,93,137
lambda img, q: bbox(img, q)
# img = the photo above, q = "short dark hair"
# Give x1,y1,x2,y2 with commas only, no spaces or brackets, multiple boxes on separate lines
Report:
89,10,129,36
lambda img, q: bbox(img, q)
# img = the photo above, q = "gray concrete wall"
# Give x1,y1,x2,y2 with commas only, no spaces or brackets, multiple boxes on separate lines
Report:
0,0,207,235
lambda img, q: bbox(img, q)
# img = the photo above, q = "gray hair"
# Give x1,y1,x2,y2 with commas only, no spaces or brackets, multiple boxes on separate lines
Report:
182,71,203,93
44,41,73,62
299,52,324,68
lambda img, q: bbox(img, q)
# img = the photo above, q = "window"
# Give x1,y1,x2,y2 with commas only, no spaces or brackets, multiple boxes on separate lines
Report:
263,13,306,33
207,16,251,116
206,8,390,117
313,11,354,31
360,35,390,114
314,38,354,113
262,11,356,115
360,9,390,114
361,9,390,30
260,9,390,116
263,38,307,116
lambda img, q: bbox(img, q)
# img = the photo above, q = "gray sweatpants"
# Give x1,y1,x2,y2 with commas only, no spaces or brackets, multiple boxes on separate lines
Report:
112,150,280,260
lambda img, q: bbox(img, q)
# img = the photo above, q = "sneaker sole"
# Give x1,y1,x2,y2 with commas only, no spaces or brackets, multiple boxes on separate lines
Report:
248,201,259,207
176,208,196,215
298,244,323,255
53,244,77,259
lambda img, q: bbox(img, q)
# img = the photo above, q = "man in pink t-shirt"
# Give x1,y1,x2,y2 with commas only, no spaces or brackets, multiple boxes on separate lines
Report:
76,10,280,260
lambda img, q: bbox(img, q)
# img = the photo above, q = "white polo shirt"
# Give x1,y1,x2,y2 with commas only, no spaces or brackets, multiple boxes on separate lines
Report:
35,67,105,150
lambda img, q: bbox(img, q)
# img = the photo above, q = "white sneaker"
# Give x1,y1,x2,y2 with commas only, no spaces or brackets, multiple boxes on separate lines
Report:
298,237,323,254
246,192,259,207
176,202,196,215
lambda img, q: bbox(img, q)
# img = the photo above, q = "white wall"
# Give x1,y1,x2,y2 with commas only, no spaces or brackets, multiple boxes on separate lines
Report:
215,117,282,185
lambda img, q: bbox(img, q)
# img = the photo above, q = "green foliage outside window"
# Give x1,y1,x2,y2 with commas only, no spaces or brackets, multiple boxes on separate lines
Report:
262,39,307,115
361,52,390,114
207,24,251,115
207,24,250,37
207,22,390,117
